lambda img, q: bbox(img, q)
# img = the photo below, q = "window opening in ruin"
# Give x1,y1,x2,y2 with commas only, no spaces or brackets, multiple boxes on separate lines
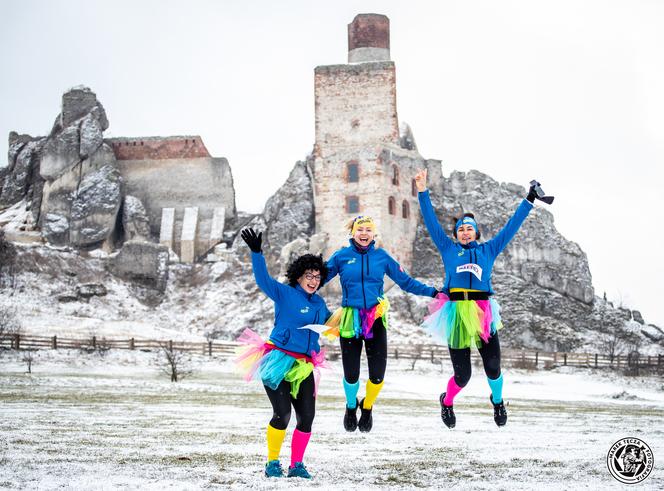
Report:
392,165,399,186
402,200,410,219
347,162,359,183
346,196,360,214
388,196,396,215
411,179,417,197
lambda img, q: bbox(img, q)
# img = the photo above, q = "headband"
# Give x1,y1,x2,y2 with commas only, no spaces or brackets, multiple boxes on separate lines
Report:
351,216,376,235
455,216,478,234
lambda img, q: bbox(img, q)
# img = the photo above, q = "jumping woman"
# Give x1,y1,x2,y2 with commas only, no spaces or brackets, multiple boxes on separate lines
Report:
414,169,553,428
322,216,438,433
235,228,330,479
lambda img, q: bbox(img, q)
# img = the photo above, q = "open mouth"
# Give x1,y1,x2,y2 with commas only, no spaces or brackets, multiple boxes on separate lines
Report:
357,236,370,244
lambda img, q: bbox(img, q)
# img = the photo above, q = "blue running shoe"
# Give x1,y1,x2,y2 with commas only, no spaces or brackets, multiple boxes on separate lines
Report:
265,460,284,478
287,462,312,479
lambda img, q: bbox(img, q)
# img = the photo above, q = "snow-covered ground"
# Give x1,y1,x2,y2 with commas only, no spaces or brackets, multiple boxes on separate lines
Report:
1,350,663,490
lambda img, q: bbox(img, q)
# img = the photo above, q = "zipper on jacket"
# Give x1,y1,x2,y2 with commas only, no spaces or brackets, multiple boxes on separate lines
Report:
468,249,474,289
361,254,367,309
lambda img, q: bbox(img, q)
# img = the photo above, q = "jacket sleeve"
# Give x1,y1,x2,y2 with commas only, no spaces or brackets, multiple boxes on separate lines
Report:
418,190,455,255
485,199,534,258
320,251,340,288
251,252,288,302
385,252,437,298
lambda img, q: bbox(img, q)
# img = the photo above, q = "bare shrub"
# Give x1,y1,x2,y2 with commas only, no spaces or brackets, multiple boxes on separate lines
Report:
159,342,193,382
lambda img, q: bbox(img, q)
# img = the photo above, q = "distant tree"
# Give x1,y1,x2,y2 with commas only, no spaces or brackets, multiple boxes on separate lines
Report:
159,342,193,382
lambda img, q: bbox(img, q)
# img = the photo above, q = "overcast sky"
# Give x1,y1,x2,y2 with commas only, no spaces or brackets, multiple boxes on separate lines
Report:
2,0,663,327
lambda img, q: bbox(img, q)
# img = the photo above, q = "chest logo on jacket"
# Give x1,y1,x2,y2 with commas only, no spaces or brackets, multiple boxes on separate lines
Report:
300,306,310,314
456,263,483,281
457,250,465,257
347,258,357,265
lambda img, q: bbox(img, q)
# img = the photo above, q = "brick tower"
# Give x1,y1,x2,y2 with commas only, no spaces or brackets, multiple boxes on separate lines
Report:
312,14,428,271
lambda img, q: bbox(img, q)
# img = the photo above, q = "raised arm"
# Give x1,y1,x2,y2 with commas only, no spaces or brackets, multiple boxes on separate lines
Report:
241,228,288,302
485,199,533,257
415,168,455,254
319,251,340,288
385,253,437,298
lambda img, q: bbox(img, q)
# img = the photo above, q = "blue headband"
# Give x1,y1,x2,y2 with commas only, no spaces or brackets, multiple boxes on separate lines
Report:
455,216,478,234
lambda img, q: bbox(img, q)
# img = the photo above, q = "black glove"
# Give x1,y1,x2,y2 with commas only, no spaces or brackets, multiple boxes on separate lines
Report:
240,228,262,253
527,180,554,204
432,289,442,298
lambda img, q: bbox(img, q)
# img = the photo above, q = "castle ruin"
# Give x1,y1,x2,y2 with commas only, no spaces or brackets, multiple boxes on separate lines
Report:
312,14,437,270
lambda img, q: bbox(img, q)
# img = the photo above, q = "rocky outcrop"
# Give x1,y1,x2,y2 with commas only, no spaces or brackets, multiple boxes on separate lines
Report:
259,159,315,265
122,195,151,241
1,133,46,220
37,87,122,248
110,240,169,293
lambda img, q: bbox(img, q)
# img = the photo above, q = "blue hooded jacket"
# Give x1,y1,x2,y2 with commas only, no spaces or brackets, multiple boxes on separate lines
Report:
418,189,533,294
251,252,331,355
324,240,437,309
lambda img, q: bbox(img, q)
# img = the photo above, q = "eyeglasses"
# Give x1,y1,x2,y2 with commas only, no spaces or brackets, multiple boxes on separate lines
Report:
304,273,322,281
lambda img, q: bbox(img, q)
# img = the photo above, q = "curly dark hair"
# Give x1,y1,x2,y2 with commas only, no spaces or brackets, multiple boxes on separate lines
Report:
452,212,481,240
286,254,328,288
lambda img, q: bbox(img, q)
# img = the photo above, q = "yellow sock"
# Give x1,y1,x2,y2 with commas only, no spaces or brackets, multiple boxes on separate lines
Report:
363,380,384,409
266,424,286,461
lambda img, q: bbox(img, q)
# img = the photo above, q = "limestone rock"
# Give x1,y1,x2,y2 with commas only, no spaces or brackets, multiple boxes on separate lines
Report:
261,160,315,266
69,164,122,247
122,195,151,241
76,283,108,298
399,122,417,151
110,240,169,293
1,135,46,209
40,125,83,181
632,310,644,325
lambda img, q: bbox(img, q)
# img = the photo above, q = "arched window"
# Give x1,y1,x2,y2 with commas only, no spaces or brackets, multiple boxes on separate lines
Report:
346,196,360,214
392,165,399,186
347,161,359,183
388,196,396,215
411,179,417,197
402,200,410,219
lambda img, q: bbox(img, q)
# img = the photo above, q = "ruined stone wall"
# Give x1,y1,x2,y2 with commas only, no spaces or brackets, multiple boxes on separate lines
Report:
108,136,210,160
313,62,398,155
115,155,235,258
312,55,423,270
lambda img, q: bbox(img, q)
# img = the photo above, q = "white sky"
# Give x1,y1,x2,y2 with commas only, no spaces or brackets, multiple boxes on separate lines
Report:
2,0,663,327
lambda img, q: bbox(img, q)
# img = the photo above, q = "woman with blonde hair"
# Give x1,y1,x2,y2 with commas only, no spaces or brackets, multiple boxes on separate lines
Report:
322,216,437,433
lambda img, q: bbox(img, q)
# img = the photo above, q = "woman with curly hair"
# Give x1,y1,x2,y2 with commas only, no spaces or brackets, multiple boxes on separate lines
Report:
322,216,438,433
235,228,330,479
414,169,553,429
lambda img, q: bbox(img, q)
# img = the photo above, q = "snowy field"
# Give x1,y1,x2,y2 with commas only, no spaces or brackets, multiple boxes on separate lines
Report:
1,350,663,490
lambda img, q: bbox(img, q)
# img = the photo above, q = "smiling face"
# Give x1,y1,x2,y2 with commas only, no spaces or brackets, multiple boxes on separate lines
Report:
297,269,322,294
456,224,477,245
352,225,375,247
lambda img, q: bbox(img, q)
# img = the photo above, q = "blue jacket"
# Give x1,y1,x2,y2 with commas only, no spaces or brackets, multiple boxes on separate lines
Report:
324,240,437,309
251,252,331,355
418,189,533,294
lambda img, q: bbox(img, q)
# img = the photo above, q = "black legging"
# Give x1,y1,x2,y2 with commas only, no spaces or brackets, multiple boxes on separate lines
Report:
264,372,316,432
340,318,387,384
449,333,501,387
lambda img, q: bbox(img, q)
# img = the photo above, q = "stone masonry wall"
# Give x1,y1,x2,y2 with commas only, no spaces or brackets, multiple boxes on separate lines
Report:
108,136,210,161
116,156,235,259
313,62,398,156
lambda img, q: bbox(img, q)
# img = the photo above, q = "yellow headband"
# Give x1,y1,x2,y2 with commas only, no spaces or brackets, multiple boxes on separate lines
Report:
351,216,376,235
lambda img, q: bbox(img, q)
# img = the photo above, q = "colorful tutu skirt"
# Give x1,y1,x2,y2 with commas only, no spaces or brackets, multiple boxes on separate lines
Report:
323,297,390,340
421,292,503,349
234,328,328,398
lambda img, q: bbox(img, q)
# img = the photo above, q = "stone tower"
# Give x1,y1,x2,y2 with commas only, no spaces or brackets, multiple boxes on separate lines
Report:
312,13,430,270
